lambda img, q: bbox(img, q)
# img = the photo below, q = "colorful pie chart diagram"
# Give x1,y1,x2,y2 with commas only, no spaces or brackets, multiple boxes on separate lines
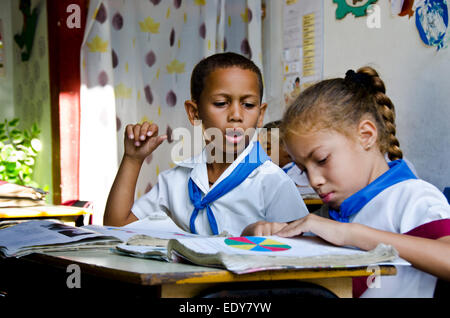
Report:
224,237,291,252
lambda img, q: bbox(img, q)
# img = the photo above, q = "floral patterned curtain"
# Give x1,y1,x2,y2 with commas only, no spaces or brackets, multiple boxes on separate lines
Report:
80,0,263,224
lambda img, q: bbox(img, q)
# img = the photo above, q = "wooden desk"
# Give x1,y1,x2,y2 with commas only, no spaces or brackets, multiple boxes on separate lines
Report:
303,198,323,206
0,205,93,225
0,249,396,299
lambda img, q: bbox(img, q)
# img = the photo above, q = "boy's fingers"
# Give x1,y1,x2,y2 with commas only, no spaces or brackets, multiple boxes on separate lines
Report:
156,134,167,145
145,134,167,151
133,125,141,141
148,123,159,137
126,124,135,139
140,122,150,140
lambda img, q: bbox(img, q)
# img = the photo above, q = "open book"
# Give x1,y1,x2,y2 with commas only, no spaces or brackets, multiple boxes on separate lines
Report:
117,233,407,274
0,181,47,207
0,217,199,258
166,236,406,274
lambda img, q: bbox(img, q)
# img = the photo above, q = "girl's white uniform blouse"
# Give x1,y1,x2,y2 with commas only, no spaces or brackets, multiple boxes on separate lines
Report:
349,179,450,297
131,142,309,236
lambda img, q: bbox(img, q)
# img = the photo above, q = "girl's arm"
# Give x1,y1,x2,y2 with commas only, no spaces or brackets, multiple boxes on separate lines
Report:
103,122,166,226
348,223,450,280
276,214,450,281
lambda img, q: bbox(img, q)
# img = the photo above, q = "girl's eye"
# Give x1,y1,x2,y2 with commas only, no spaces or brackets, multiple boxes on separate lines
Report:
318,156,328,165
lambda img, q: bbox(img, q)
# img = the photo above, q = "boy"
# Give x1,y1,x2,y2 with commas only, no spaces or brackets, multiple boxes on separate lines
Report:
104,53,308,236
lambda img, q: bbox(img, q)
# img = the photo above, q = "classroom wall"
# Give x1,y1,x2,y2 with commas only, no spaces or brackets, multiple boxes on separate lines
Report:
3,0,54,200
323,1,450,191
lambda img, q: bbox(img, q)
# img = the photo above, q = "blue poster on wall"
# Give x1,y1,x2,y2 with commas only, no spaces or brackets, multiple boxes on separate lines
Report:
415,0,449,50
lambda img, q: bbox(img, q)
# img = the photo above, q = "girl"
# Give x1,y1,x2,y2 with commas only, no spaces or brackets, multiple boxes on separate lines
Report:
104,52,309,236
243,67,450,297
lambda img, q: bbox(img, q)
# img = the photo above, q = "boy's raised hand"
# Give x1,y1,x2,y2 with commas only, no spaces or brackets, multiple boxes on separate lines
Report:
124,122,167,161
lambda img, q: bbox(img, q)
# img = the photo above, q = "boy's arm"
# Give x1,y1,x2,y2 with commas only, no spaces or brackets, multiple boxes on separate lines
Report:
103,155,141,226
104,122,167,226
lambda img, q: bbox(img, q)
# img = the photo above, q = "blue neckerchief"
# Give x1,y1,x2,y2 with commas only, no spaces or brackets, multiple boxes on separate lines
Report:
188,141,270,234
282,162,295,173
328,160,417,223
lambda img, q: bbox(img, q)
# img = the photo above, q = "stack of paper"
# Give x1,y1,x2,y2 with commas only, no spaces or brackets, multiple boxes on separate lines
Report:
0,181,47,207
0,220,121,257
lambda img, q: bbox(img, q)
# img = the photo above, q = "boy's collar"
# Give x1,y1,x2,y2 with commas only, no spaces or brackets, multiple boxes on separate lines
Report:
177,134,259,193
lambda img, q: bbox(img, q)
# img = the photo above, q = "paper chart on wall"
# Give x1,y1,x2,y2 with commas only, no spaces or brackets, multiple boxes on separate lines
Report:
282,0,323,107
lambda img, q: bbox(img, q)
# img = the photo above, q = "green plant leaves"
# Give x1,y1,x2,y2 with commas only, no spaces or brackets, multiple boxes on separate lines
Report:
0,118,43,188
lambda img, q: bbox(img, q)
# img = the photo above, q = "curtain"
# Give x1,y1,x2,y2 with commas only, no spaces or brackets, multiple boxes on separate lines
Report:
80,0,263,224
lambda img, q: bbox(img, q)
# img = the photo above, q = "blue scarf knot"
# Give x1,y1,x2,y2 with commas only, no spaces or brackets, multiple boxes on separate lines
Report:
328,160,417,223
188,141,270,235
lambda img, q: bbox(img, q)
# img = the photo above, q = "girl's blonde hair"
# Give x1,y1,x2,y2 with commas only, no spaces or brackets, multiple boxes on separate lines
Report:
281,66,402,161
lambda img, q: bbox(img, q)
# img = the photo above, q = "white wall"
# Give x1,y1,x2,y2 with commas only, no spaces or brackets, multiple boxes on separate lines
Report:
262,0,284,123
323,1,450,191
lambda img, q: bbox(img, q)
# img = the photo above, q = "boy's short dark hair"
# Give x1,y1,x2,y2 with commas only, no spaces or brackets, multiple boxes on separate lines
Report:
190,52,264,103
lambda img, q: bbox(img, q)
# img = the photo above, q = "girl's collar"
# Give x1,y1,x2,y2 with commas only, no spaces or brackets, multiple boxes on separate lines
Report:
328,159,417,223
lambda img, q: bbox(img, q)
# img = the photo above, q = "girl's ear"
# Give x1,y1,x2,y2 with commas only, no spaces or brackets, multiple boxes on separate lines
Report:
184,100,199,125
358,119,378,151
256,103,268,128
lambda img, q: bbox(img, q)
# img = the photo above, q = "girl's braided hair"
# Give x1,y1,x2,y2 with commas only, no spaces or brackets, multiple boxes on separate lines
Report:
281,66,402,161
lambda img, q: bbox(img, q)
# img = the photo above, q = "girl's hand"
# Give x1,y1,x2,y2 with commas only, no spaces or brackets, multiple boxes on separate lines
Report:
241,221,288,236
124,122,167,161
275,214,350,246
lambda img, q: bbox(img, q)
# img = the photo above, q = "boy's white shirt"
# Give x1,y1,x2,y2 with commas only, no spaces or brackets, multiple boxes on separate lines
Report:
132,140,309,236
347,179,450,298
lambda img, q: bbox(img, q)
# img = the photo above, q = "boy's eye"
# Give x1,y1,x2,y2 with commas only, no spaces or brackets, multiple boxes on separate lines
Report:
213,101,227,107
242,102,255,108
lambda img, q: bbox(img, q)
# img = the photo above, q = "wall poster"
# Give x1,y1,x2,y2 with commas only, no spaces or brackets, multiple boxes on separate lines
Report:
282,0,323,107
